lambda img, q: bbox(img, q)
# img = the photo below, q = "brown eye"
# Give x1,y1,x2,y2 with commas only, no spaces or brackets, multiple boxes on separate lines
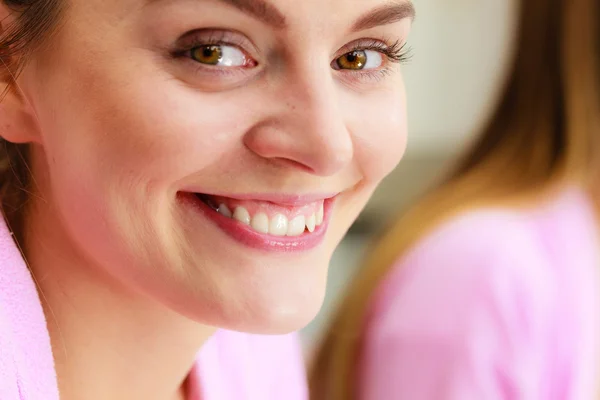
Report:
191,45,223,65
336,50,367,70
333,49,383,71
189,44,251,67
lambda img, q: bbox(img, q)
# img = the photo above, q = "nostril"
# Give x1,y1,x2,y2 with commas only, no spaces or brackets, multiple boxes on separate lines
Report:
269,158,315,174
242,114,353,176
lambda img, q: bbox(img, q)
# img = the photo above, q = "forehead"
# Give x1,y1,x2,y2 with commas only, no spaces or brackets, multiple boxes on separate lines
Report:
91,0,414,33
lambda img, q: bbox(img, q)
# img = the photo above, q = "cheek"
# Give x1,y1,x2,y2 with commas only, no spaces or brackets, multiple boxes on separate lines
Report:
324,84,407,246
27,54,261,263
34,58,259,196
28,13,246,188
350,84,408,183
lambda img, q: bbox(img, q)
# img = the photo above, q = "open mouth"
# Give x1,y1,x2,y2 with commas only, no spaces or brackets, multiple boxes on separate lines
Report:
195,193,326,237
180,191,335,251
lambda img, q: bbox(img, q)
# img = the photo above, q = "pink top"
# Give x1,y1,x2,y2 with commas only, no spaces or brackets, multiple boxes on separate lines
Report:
0,217,307,400
359,188,600,399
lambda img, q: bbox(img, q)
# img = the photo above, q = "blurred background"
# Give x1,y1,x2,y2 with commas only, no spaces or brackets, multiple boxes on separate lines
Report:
300,0,519,356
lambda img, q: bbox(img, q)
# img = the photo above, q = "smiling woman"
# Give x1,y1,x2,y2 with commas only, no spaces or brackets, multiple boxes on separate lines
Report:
0,0,413,399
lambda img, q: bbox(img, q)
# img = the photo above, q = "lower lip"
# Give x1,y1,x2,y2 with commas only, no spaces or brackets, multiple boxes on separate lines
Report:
179,193,334,252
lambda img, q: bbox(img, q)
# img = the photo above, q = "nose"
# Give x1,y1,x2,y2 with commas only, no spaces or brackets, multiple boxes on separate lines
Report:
243,74,354,177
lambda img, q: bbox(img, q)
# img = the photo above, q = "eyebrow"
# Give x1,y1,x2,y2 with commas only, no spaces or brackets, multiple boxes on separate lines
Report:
351,1,415,32
221,0,414,31
150,0,413,32
217,0,287,29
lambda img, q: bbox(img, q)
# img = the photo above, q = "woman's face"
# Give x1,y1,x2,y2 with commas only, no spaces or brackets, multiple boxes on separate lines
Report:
17,0,412,333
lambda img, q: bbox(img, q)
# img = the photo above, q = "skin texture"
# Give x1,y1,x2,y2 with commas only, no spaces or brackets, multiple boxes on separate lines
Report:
0,0,412,398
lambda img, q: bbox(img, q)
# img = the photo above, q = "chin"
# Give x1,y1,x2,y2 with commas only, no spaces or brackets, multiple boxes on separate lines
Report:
219,282,328,335
238,305,324,335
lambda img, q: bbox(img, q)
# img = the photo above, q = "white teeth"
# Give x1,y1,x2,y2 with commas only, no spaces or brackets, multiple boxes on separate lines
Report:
225,205,322,236
287,215,306,237
316,203,324,226
251,212,269,234
306,214,316,233
217,204,232,218
233,207,251,225
269,214,288,236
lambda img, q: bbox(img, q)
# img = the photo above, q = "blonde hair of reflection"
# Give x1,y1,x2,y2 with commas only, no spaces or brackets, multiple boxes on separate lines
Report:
309,0,600,398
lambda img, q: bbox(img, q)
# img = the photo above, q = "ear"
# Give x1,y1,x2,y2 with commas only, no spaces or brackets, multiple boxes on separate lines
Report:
0,4,42,145
0,82,42,145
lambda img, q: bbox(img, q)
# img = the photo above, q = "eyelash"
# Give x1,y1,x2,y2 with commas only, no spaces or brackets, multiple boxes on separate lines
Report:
172,32,412,82
345,38,412,65
340,39,412,83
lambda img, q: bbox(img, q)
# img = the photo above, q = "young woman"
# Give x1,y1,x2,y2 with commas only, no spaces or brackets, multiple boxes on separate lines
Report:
0,0,414,399
311,0,600,398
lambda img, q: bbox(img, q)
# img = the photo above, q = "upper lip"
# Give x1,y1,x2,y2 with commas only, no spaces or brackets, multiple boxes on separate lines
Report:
187,191,339,206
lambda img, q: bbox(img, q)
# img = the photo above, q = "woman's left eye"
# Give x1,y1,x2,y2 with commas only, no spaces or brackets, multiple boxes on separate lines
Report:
189,44,249,67
334,50,383,70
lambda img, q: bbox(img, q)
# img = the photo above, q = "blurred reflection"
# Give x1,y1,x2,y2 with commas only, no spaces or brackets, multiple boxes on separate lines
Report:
310,0,600,398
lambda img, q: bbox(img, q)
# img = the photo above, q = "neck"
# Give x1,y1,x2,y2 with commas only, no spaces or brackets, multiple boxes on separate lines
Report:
24,201,215,400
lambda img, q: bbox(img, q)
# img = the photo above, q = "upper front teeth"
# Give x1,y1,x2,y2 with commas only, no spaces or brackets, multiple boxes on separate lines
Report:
250,213,269,234
232,206,251,225
287,215,306,237
218,203,325,236
270,214,288,236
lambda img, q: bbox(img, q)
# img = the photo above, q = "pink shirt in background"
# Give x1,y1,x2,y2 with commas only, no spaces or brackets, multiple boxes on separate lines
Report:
359,188,600,399
0,215,308,400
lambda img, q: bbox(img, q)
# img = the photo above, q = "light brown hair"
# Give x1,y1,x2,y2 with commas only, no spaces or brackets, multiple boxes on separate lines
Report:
310,0,600,398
